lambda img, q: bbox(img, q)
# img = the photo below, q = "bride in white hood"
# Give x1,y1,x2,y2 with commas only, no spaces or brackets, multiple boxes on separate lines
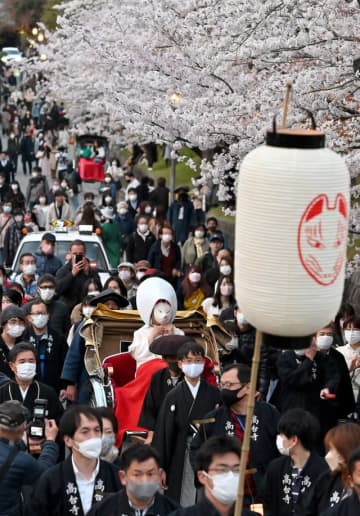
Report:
129,277,184,369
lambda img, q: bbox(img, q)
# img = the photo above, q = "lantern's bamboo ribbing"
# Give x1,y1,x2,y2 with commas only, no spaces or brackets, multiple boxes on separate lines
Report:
281,82,292,129
234,330,263,516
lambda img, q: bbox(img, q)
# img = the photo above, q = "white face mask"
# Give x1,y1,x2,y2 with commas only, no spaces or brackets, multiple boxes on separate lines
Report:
39,197,47,205
236,313,248,325
118,208,127,215
32,314,49,329
105,196,112,204
344,329,360,346
145,206,152,214
11,185,18,192
75,437,102,460
39,288,55,302
136,271,146,281
89,290,100,296
220,285,233,297
316,335,333,351
7,324,25,339
189,272,201,284
128,194,137,202
138,223,148,233
276,435,292,456
14,216,23,223
205,471,239,505
181,363,204,378
119,270,131,282
325,449,343,472
161,234,172,243
104,177,112,184
153,302,172,325
82,306,95,319
220,265,232,276
22,264,36,275
194,230,204,238
16,362,36,381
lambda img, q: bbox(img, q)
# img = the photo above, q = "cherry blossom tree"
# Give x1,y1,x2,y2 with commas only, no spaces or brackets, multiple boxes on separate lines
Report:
31,0,360,229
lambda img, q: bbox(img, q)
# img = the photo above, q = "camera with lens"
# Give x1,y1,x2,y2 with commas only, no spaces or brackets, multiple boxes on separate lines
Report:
28,399,48,439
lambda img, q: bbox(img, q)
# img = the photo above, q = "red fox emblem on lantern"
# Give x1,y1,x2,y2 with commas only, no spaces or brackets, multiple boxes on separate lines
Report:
298,193,348,286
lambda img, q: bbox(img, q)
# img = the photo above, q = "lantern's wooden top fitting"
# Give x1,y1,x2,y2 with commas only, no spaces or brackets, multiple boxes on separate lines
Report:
267,82,326,149
266,128,325,149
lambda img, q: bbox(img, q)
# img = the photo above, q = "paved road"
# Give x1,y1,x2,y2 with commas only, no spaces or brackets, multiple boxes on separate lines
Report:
1,133,100,203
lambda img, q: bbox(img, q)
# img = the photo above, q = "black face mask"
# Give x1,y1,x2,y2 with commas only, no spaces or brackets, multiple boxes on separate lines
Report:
220,387,245,407
168,362,181,375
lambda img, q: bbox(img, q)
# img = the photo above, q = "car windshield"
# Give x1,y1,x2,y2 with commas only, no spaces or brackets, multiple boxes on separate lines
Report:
12,240,109,273
7,50,20,55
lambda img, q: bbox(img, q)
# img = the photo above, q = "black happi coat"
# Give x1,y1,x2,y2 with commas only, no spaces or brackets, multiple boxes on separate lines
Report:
320,492,360,515
26,456,121,516
153,379,221,502
0,380,64,422
168,496,258,516
260,453,328,516
190,401,279,491
138,368,183,430
87,489,179,516
302,470,349,516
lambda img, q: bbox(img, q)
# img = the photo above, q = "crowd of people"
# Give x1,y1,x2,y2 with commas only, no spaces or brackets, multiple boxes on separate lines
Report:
0,57,359,516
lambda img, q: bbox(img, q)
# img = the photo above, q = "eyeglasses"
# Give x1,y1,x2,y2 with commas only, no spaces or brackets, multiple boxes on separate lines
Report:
208,466,240,474
219,381,242,390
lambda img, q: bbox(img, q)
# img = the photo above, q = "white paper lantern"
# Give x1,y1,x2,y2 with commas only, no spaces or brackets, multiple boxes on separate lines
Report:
235,129,350,344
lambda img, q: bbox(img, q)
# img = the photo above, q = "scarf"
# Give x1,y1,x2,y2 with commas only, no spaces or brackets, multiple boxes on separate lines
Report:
193,237,205,259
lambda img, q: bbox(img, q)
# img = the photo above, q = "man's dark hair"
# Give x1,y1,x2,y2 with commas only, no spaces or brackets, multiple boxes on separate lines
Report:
27,298,48,315
177,341,205,360
195,435,240,473
37,274,56,287
19,253,35,264
95,407,118,434
278,409,320,451
70,239,86,252
59,405,103,438
206,217,218,225
222,363,251,384
348,447,360,476
121,444,160,471
8,342,36,363
157,177,166,187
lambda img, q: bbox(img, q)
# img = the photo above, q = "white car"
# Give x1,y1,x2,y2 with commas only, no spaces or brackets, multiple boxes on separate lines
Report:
10,229,113,285
1,47,23,65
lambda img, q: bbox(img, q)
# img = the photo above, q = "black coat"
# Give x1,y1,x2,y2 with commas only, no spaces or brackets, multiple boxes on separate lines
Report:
153,379,221,502
0,183,13,202
126,230,155,263
46,299,71,337
88,489,179,516
149,185,170,213
0,380,64,422
0,335,16,378
259,453,328,516
320,492,360,515
0,160,14,183
190,402,279,491
138,367,183,431
56,262,101,309
23,326,69,394
276,350,337,418
26,456,121,516
301,470,347,516
168,497,257,516
148,240,181,272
